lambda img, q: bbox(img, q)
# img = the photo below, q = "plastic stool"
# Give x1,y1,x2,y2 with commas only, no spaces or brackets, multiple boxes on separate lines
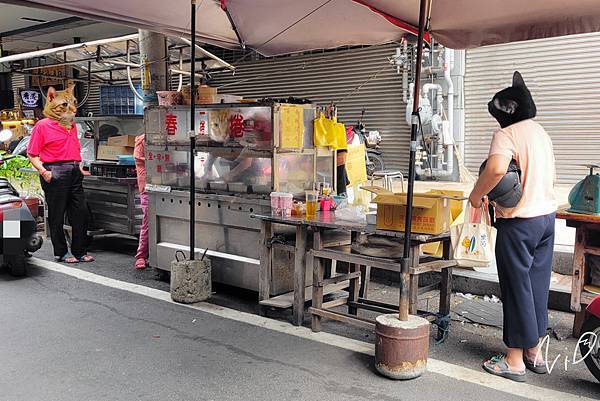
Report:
371,170,405,192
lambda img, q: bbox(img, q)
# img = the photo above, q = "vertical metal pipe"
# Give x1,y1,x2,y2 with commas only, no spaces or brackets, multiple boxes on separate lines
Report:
189,0,197,260
399,0,428,321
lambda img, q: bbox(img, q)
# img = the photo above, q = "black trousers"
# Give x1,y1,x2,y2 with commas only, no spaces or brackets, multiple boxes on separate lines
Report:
41,163,88,259
495,213,555,349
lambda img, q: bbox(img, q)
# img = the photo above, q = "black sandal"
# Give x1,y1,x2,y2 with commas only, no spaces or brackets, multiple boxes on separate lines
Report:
57,253,79,264
483,354,527,382
523,355,548,374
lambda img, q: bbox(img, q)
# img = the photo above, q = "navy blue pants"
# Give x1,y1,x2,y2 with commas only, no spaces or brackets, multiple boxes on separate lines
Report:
495,213,555,349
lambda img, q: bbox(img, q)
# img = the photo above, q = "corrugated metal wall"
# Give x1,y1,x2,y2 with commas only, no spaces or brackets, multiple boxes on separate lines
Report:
465,32,600,184
210,44,411,171
11,74,26,106
80,82,101,115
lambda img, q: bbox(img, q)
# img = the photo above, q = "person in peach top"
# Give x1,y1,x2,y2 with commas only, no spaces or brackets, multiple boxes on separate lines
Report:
469,72,557,382
134,134,148,269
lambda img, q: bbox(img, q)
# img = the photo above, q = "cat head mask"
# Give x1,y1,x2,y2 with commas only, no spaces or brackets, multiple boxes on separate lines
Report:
488,71,536,128
43,85,77,127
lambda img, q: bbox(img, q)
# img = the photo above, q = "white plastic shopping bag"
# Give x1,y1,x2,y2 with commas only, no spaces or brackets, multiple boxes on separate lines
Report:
450,204,497,268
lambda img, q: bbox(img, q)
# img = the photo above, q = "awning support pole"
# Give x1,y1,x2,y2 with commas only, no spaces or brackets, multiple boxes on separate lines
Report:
189,0,197,260
399,0,428,322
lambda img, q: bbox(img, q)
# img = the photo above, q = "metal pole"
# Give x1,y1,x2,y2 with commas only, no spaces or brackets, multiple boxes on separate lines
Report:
399,0,428,321
138,30,168,108
189,0,197,260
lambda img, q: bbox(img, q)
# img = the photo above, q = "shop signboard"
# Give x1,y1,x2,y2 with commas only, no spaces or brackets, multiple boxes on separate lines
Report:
31,65,67,87
22,110,35,119
18,89,42,109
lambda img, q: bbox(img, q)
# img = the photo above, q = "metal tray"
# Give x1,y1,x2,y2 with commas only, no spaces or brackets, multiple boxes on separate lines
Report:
251,184,271,194
209,181,228,191
228,182,250,193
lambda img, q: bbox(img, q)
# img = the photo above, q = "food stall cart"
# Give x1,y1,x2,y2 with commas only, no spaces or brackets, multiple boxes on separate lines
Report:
74,116,144,238
145,102,336,294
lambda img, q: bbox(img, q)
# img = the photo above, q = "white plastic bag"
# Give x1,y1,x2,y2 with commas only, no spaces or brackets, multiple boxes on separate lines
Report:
335,206,366,223
450,204,496,268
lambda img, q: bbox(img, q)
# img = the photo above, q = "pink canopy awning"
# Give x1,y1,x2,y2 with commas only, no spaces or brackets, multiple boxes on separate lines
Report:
4,0,600,55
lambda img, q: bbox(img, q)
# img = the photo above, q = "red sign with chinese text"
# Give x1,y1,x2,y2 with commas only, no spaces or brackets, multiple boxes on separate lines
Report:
165,114,177,136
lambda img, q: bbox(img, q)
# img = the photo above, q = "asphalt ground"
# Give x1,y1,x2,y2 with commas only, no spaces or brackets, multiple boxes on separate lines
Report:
9,234,598,400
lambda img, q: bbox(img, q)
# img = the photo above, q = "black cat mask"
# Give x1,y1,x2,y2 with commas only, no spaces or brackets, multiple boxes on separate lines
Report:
488,71,536,128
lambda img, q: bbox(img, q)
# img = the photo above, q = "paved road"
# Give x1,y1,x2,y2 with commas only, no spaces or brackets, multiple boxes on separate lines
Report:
0,264,536,401
24,239,600,400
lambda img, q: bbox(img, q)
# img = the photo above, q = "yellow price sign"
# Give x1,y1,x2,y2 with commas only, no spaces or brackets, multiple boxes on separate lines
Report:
280,105,304,149
345,144,367,185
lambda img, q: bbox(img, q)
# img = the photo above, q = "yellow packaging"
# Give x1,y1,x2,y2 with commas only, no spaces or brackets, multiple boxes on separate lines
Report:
313,113,346,150
97,145,133,161
365,186,452,235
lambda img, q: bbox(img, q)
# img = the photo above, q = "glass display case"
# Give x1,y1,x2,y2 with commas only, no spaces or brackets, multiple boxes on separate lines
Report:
144,103,336,197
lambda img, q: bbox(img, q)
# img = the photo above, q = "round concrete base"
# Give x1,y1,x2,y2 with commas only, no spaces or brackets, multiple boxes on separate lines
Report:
374,314,430,380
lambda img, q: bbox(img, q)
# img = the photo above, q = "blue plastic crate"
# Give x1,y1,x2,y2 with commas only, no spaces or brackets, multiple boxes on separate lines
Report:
100,85,143,115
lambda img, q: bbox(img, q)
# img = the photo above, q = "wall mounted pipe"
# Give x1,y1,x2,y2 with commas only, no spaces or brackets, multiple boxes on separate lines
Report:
422,83,443,115
176,48,183,92
416,48,456,179
437,47,455,177
126,40,144,102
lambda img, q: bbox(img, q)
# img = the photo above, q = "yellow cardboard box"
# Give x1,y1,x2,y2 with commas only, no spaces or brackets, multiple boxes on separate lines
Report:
422,189,465,256
97,145,133,161
107,135,137,147
364,187,452,235
427,189,465,220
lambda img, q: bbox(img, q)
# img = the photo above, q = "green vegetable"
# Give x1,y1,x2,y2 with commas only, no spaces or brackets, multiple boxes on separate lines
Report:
0,154,31,179
0,153,42,196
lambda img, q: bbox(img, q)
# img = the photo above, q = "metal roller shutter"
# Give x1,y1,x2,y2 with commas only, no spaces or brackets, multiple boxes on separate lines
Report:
465,32,600,184
11,74,26,106
80,82,101,115
210,44,411,172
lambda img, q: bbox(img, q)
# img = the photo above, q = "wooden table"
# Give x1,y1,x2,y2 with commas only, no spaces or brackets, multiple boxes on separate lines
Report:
253,212,456,340
556,209,600,336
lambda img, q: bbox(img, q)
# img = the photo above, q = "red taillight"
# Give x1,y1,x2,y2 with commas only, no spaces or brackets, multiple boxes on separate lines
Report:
0,201,23,221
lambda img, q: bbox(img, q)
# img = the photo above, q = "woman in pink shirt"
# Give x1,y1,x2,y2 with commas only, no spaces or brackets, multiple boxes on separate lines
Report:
470,72,557,382
27,86,94,263
133,134,148,269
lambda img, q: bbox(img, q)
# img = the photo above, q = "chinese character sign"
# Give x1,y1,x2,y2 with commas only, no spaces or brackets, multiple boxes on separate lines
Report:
165,114,177,136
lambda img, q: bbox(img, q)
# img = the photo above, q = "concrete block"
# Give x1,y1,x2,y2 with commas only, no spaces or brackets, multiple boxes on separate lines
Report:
171,258,211,304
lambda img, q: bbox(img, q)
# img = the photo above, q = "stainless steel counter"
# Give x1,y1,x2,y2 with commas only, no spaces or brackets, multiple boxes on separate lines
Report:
148,190,302,295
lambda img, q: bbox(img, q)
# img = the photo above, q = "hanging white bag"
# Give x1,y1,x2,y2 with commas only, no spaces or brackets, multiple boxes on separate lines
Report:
450,204,497,268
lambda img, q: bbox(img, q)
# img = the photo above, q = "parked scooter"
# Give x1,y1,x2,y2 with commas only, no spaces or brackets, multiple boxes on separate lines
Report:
0,130,43,276
348,110,385,177
580,296,600,382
